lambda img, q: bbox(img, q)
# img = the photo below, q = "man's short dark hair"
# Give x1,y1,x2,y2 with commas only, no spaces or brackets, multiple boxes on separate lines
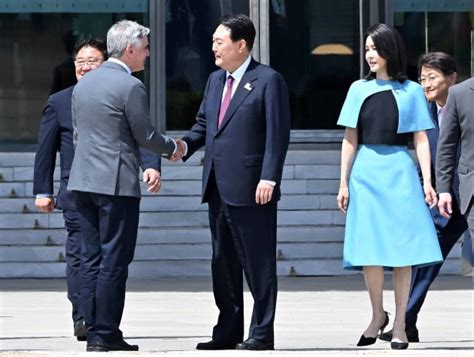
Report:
417,52,457,77
364,23,407,82
220,14,256,51
72,37,108,60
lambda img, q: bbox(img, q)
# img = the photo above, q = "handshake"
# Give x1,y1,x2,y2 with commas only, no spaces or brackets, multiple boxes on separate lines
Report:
169,138,187,162
143,138,187,194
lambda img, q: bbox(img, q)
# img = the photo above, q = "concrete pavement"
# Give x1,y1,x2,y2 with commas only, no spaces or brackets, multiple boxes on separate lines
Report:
0,275,472,356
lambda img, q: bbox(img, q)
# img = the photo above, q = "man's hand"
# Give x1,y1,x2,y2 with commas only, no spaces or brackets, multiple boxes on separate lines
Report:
438,192,453,218
143,168,162,194
35,197,55,213
255,182,274,205
170,138,186,162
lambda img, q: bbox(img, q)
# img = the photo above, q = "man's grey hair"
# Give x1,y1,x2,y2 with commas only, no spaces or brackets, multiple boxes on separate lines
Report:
107,20,150,58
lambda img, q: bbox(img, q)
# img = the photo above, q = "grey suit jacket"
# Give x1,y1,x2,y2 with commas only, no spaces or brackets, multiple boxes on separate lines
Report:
436,77,474,214
68,61,176,197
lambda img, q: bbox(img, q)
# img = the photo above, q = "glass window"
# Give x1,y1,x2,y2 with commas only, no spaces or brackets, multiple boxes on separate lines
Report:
269,0,360,129
165,0,249,130
0,0,148,145
393,5,474,82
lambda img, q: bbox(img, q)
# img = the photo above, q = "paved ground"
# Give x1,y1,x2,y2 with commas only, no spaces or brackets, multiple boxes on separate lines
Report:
0,275,472,356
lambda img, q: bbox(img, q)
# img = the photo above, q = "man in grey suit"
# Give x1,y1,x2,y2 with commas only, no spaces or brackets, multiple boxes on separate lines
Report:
437,77,474,275
68,20,185,352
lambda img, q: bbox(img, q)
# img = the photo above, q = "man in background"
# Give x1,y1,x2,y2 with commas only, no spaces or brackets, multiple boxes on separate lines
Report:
381,52,470,343
33,38,108,341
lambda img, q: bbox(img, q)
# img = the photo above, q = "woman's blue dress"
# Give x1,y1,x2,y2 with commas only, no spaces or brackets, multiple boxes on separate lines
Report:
338,81,443,270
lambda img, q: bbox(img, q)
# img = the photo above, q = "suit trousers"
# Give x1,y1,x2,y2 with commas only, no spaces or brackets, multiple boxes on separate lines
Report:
465,198,474,270
73,191,140,344
63,210,83,323
406,209,468,328
207,172,278,344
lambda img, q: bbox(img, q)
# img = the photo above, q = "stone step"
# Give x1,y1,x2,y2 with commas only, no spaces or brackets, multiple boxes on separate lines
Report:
0,150,343,168
0,226,345,246
0,209,344,229
0,164,341,184
0,255,462,278
0,151,204,167
0,241,347,262
0,240,462,263
0,178,341,198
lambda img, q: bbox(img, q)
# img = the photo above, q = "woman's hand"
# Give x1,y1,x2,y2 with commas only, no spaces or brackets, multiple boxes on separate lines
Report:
423,183,438,208
337,186,349,214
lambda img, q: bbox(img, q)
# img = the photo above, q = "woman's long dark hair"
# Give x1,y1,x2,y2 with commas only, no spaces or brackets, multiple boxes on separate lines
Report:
364,23,407,82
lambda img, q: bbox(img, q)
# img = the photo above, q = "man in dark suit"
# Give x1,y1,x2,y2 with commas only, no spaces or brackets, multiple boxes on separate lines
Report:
437,76,474,275
68,20,184,352
380,52,469,343
181,14,290,351
33,38,108,341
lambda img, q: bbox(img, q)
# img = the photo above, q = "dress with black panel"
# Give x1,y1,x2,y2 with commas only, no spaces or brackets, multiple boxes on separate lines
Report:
342,88,443,270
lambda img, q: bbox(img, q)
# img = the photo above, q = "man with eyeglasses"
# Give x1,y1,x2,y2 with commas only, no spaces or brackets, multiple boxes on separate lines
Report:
380,51,470,343
33,38,108,341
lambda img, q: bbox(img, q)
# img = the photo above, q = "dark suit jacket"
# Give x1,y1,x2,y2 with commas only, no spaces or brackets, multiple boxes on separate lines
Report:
34,85,161,211
183,59,290,206
436,77,474,214
427,102,461,228
33,86,76,211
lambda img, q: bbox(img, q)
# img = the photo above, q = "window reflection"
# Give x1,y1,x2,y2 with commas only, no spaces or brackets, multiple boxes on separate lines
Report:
0,6,147,145
165,0,249,130
395,11,473,82
270,0,360,129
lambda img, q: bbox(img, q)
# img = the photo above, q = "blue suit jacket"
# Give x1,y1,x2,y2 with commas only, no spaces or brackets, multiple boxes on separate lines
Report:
33,86,77,211
33,85,161,211
427,102,461,227
183,59,291,206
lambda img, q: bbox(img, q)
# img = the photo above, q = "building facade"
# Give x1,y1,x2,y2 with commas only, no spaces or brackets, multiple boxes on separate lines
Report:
0,0,473,148
0,0,473,277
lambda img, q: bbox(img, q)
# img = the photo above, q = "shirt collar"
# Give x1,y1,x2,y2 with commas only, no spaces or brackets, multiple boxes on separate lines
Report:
108,58,132,75
436,102,445,115
226,55,251,82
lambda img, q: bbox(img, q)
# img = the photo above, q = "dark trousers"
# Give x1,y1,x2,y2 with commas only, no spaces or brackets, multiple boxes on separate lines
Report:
73,191,140,344
63,209,83,323
406,211,468,328
207,174,278,344
464,198,474,269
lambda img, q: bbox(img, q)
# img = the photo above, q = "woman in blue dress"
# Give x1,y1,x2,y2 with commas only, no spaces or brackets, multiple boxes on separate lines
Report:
336,23,443,350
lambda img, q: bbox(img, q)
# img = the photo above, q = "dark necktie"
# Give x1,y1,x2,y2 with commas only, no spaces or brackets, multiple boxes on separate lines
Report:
218,75,234,128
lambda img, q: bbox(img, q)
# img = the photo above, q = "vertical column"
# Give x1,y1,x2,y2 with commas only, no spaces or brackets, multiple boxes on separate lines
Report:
249,0,270,65
149,0,166,133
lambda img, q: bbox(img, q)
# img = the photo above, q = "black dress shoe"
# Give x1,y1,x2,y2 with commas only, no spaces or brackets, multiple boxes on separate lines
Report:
196,340,237,350
235,338,275,350
379,326,419,343
74,320,86,341
357,311,389,346
86,340,139,352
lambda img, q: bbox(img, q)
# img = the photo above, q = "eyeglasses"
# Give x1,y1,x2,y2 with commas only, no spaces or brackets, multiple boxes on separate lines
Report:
418,75,442,86
74,59,102,67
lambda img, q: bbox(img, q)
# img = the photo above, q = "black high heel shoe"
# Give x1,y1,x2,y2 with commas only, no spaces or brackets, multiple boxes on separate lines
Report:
357,311,389,346
391,341,409,350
